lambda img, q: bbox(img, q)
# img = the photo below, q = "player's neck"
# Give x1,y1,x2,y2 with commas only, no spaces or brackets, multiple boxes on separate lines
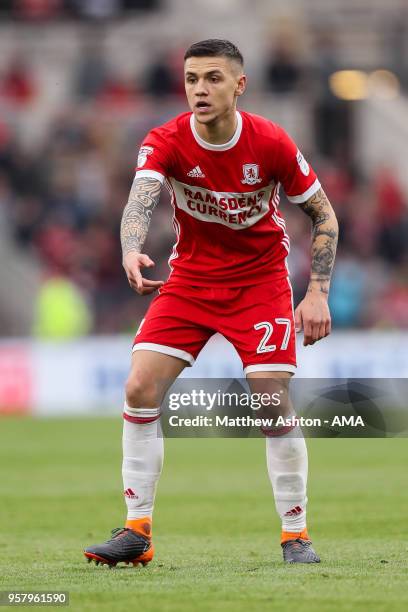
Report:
194,109,238,145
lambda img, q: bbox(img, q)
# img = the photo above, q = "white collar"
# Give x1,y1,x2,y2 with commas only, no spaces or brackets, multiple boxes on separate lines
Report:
190,111,242,151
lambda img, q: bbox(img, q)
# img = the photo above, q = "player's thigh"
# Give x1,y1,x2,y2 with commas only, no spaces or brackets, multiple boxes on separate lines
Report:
126,350,186,407
222,277,297,376
133,282,213,367
127,283,213,406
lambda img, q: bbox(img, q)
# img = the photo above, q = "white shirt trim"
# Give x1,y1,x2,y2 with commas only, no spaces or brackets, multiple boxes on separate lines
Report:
286,178,321,204
135,169,165,184
132,342,194,366
190,111,243,151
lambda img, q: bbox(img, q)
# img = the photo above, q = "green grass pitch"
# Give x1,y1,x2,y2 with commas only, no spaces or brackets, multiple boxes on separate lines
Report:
0,417,407,611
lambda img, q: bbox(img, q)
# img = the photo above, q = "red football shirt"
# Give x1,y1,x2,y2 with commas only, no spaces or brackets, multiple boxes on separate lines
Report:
135,110,320,287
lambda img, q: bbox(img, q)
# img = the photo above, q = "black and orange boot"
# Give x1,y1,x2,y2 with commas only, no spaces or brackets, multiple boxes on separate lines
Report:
281,528,320,564
84,518,154,568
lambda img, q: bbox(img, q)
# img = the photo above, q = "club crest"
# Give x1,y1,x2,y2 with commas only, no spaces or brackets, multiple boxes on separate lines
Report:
241,163,262,185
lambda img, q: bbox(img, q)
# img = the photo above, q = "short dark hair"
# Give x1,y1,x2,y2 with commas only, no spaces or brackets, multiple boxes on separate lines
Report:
184,39,244,66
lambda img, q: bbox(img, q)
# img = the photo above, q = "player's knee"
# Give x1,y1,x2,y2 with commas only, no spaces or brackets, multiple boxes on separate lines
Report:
125,375,159,408
257,396,291,421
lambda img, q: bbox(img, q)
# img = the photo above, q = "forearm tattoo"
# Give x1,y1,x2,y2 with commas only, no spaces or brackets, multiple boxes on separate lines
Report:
120,176,162,257
297,188,338,294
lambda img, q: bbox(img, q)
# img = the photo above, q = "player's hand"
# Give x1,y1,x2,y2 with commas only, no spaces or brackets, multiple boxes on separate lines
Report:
294,290,331,346
123,252,164,296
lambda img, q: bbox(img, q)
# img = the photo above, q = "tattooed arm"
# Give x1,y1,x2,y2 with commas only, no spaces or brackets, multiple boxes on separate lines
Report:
121,176,164,295
294,188,338,346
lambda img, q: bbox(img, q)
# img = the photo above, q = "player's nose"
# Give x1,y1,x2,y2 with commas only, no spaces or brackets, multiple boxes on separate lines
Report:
194,79,209,95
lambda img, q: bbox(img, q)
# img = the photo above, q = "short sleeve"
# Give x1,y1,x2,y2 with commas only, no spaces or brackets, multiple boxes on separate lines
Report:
134,129,173,184
275,126,321,203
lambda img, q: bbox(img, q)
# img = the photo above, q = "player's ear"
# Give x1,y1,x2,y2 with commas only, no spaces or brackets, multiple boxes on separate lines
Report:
235,74,247,97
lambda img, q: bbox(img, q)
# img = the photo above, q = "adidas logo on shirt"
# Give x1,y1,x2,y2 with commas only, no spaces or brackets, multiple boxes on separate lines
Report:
187,165,205,178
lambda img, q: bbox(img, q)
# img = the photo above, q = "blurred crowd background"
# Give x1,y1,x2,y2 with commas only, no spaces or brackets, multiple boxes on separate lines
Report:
1,0,408,338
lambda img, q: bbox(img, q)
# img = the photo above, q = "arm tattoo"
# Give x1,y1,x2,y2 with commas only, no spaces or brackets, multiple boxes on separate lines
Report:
296,188,338,295
120,176,162,257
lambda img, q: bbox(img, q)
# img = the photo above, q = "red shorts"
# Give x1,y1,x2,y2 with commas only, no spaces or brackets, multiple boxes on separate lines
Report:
133,277,296,375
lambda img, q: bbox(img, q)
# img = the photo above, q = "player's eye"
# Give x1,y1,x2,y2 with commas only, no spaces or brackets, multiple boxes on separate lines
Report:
186,77,196,84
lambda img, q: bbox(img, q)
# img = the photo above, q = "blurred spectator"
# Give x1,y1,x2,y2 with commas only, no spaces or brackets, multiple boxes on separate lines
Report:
368,266,408,328
73,39,110,101
312,31,352,161
343,184,378,258
375,167,406,225
264,37,303,94
374,167,407,263
0,0,162,19
0,53,37,107
74,140,110,218
167,44,190,96
13,0,63,20
11,196,46,247
0,2,13,17
388,7,408,92
123,0,161,10
67,0,120,20
32,275,93,338
144,53,177,99
74,38,136,107
97,75,135,108
329,255,367,327
0,174,15,234
0,123,15,175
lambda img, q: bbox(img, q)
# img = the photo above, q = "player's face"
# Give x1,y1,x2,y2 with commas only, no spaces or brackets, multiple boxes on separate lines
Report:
184,56,246,125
